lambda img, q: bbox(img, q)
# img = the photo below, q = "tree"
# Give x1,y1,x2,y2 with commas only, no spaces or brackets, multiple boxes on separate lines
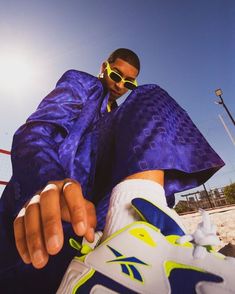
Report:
224,183,235,204
174,200,190,214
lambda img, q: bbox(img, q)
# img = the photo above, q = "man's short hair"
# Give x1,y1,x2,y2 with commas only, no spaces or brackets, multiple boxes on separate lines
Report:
107,48,140,74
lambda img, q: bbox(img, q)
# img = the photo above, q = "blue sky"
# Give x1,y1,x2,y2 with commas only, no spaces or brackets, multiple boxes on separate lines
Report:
0,0,234,200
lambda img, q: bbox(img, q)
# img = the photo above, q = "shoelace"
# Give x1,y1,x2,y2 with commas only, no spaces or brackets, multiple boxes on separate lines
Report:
176,209,221,259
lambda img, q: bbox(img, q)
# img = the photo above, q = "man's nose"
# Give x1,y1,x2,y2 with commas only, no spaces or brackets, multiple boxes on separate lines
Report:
116,81,125,89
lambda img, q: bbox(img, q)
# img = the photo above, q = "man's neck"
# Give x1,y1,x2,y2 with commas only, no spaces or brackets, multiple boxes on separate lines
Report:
108,99,118,111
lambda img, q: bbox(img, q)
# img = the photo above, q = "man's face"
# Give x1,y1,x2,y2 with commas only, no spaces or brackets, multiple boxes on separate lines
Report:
101,58,139,102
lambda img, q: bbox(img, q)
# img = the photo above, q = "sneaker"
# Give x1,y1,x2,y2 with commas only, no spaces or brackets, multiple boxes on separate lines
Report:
57,199,235,293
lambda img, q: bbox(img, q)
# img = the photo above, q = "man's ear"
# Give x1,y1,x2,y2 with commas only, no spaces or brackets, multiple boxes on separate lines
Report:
101,62,106,72
98,62,107,79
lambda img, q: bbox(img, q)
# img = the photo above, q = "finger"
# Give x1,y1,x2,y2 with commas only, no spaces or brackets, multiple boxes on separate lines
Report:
63,181,87,236
24,195,49,269
84,201,97,242
40,183,64,255
60,188,72,222
13,208,31,264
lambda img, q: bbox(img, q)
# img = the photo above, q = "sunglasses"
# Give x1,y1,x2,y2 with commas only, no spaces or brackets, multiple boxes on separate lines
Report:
105,61,137,90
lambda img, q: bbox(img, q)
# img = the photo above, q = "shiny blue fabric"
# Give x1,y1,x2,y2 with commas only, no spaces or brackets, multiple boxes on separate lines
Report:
92,84,225,228
0,70,224,292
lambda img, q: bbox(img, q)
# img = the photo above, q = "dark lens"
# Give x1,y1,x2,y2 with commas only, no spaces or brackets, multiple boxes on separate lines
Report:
110,72,121,83
124,82,136,90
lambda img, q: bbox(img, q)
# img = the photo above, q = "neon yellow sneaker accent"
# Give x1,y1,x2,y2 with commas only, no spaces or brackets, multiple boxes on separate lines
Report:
164,260,205,278
81,244,93,255
69,238,82,251
129,227,157,247
165,235,193,248
69,238,93,262
72,268,95,294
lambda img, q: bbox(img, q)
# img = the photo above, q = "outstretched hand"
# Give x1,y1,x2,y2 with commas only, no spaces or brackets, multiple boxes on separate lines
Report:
13,179,96,269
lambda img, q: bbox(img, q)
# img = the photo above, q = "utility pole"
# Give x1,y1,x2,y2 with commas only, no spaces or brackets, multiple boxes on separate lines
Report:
218,114,235,146
203,183,213,208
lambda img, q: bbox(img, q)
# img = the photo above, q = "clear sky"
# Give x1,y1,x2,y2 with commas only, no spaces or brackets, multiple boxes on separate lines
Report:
0,0,234,201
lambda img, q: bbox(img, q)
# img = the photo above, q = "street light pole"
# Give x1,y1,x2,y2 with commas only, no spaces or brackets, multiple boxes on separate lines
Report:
215,88,235,126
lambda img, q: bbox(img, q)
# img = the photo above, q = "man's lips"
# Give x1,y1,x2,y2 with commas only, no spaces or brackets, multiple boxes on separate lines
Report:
110,89,121,96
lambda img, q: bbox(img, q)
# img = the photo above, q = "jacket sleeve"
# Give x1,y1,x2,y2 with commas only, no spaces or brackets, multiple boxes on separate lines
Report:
5,70,103,215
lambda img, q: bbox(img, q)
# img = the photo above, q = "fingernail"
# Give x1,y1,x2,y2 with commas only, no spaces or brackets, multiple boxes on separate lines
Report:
89,227,94,237
47,235,60,251
22,253,31,264
75,221,86,234
42,183,57,193
63,182,73,191
33,250,44,265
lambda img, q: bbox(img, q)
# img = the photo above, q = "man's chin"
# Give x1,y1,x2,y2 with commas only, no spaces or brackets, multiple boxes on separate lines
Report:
109,93,120,102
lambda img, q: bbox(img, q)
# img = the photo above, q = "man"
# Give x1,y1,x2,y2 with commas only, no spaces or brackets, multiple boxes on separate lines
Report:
99,50,139,110
0,48,224,292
